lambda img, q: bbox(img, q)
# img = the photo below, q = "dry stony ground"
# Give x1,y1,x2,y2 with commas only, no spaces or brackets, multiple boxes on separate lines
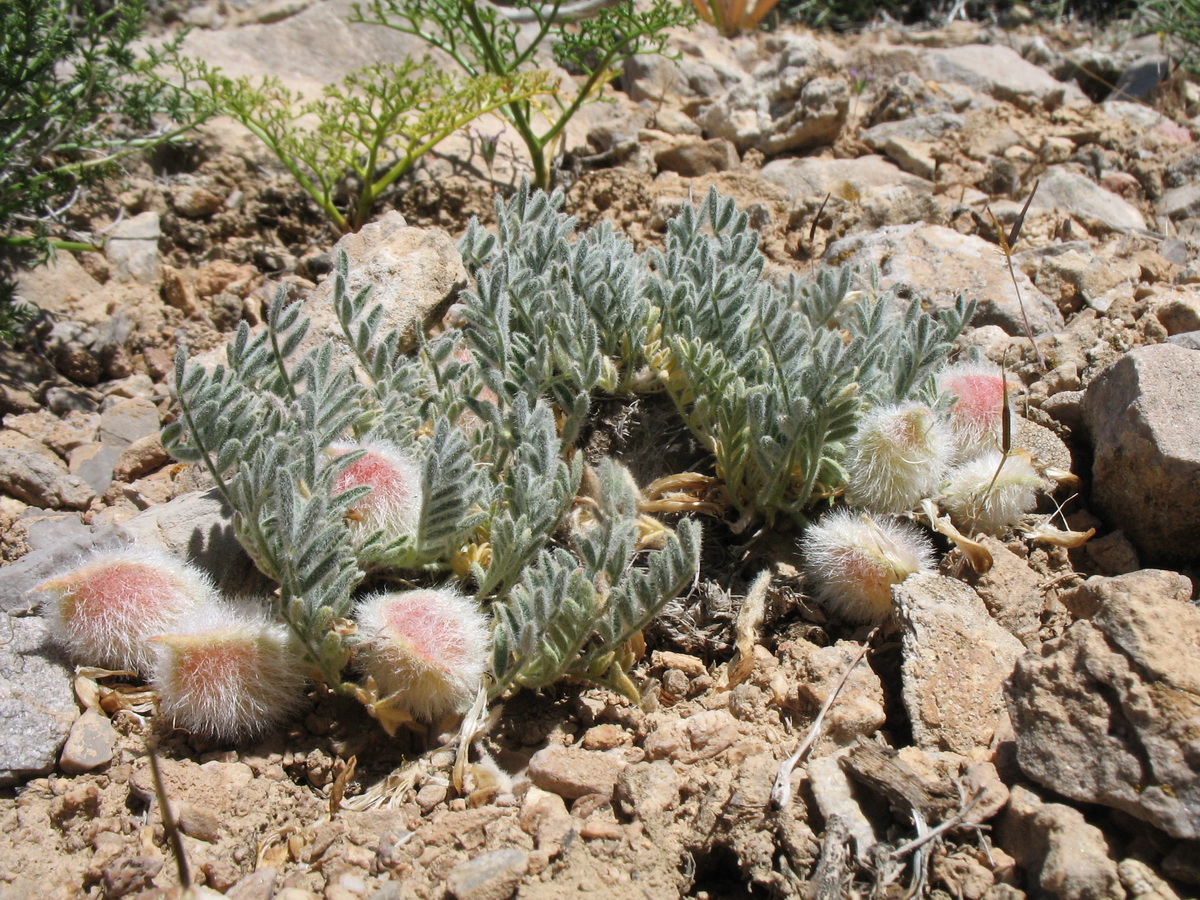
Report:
1,2,1200,898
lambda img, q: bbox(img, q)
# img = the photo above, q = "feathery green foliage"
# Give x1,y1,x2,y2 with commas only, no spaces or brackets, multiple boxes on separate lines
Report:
169,56,553,233
164,238,700,722
351,0,694,189
460,183,974,532
0,0,209,340
1144,0,1200,76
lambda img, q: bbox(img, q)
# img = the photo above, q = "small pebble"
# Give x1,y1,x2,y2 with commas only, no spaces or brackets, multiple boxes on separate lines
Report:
59,709,117,775
446,848,528,900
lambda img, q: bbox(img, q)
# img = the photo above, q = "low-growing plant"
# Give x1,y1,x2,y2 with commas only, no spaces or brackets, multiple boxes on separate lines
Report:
459,186,975,532
0,0,210,339
167,56,553,234
43,184,1007,738
153,236,700,736
350,0,694,189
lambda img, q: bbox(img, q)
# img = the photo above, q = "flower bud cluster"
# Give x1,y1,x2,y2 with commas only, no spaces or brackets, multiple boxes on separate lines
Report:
36,547,306,741
802,360,1049,625
36,538,492,741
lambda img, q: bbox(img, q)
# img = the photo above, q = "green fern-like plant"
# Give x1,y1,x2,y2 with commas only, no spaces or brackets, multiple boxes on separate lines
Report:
351,0,694,189
167,55,553,233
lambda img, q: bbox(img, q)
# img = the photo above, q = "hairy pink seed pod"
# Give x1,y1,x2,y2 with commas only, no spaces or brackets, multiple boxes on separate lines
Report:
801,509,936,625
844,402,952,514
936,362,1019,461
149,602,306,742
35,547,214,675
329,441,423,557
942,451,1042,536
354,588,490,722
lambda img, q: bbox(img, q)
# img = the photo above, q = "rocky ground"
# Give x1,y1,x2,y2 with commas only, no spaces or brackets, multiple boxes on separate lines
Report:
1,0,1199,897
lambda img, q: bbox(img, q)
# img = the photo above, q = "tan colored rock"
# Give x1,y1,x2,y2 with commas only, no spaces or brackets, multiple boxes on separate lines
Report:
825,224,1063,337
967,537,1043,647
111,433,170,483
526,745,626,800
1008,570,1200,839
643,708,741,763
895,574,1025,754
998,785,1123,900
58,709,117,775
1083,344,1200,564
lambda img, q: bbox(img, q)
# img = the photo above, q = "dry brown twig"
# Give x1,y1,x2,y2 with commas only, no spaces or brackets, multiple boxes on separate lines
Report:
770,627,879,809
986,180,1045,370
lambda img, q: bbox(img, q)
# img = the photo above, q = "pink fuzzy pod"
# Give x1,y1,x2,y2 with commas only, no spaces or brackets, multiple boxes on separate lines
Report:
800,509,936,625
354,588,490,722
35,547,215,675
942,451,1042,536
936,362,1019,461
149,601,307,743
844,402,952,514
329,441,423,551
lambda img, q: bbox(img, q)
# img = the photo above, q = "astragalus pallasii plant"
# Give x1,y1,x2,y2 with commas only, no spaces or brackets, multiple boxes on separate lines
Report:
37,184,1067,741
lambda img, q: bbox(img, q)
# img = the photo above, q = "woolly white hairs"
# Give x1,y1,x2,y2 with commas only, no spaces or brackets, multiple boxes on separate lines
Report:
942,451,1042,536
801,509,936,625
844,402,952,514
36,547,215,675
329,440,423,551
354,588,491,722
149,600,307,742
936,361,1019,462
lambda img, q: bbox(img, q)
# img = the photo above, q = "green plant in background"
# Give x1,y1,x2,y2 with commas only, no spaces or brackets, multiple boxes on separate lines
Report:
0,0,210,340
1144,0,1200,76
350,0,694,189
690,0,782,35
169,57,554,234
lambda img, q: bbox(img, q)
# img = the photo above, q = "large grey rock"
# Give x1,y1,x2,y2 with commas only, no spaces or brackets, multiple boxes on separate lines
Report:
0,448,96,510
1007,570,1200,839
0,526,119,615
1160,184,1200,220
121,488,267,597
761,155,929,199
0,488,259,619
1031,167,1147,234
0,617,77,785
298,212,466,364
894,574,1025,754
179,0,433,95
997,785,1123,900
919,44,1089,111
98,396,161,451
824,224,1064,336
1083,344,1200,564
105,211,162,285
860,113,965,150
696,33,847,155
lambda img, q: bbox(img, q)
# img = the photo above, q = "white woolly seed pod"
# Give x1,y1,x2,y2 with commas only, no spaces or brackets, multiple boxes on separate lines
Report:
36,547,215,675
149,601,307,743
936,362,1019,462
942,451,1042,536
843,402,952,514
329,441,423,559
801,509,936,625
354,588,490,722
